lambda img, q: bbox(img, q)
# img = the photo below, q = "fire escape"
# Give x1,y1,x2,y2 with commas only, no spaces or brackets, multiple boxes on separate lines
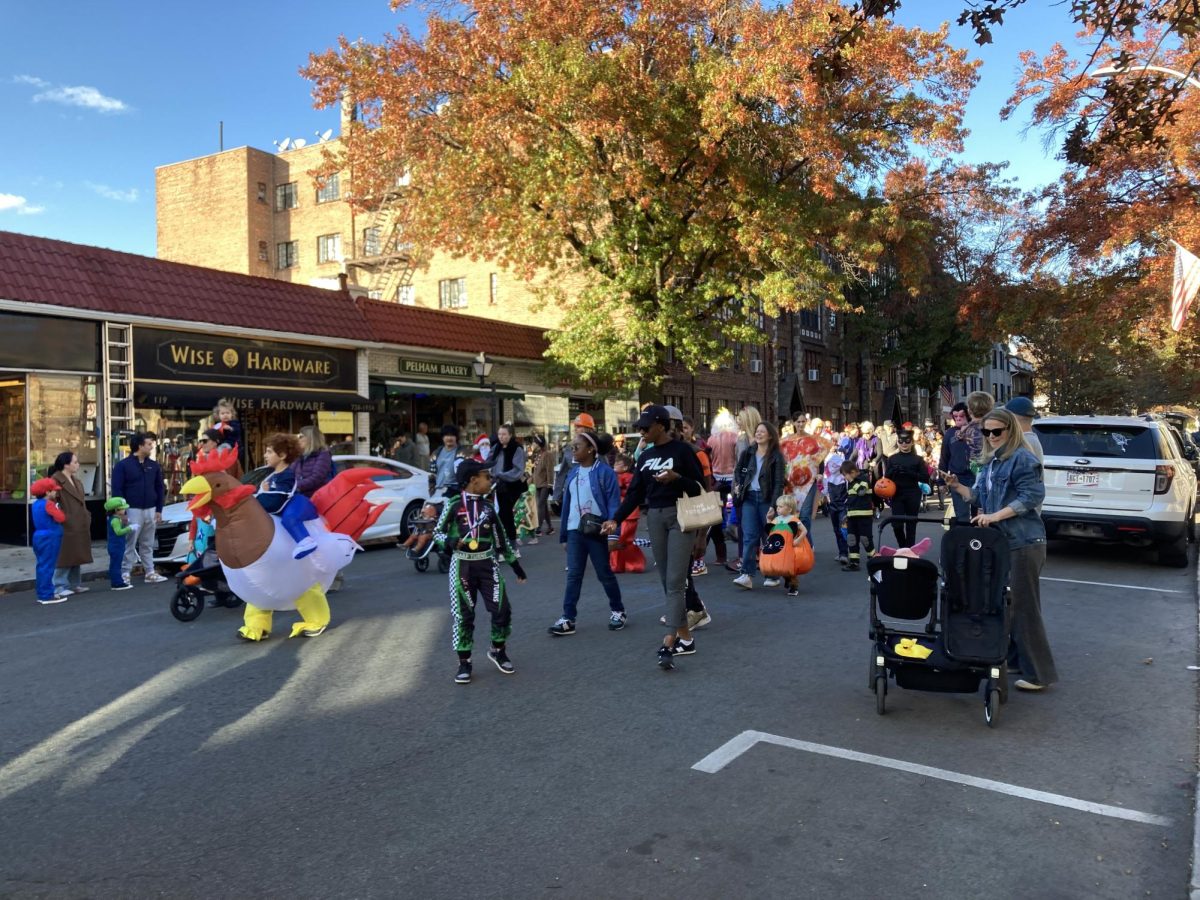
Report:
345,173,416,302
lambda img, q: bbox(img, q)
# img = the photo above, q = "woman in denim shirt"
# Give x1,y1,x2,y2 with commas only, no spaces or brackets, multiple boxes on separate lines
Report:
948,408,1058,692
547,431,626,635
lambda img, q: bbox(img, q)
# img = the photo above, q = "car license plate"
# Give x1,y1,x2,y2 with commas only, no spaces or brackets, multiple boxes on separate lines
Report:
1066,471,1099,487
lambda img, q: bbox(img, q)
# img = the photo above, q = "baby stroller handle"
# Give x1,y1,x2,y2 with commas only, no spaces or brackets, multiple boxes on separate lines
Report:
876,513,961,541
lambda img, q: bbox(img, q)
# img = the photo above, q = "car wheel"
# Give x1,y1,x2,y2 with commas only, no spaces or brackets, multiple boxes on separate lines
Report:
399,501,424,542
1159,533,1189,568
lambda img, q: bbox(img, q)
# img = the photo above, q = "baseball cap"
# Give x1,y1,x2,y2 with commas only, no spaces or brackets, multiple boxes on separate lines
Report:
572,413,595,429
634,404,671,430
1005,396,1039,418
663,404,684,422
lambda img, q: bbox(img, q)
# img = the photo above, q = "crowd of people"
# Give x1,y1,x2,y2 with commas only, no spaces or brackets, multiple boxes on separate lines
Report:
28,389,1055,693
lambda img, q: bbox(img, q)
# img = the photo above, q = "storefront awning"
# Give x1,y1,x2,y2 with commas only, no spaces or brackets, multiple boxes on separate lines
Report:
135,382,375,413
380,378,525,400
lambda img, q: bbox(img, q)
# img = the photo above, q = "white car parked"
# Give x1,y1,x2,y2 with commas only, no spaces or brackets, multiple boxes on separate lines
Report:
1033,415,1197,567
154,455,444,565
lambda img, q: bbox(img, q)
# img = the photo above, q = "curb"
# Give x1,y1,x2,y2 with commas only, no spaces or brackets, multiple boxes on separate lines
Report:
0,568,111,596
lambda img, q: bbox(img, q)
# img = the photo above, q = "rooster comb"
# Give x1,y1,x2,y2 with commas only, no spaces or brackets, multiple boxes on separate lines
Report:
190,445,239,475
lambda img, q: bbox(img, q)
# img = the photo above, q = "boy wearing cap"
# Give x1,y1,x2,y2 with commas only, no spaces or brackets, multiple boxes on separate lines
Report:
30,477,68,604
105,497,136,591
434,458,528,684
602,404,705,669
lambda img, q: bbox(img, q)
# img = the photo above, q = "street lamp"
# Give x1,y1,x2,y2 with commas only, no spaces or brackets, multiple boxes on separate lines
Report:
472,351,497,434
1090,62,1200,91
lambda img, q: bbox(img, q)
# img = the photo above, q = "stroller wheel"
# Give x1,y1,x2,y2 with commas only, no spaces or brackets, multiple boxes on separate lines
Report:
874,675,887,715
170,586,205,622
984,686,1001,727
413,556,430,573
438,554,451,574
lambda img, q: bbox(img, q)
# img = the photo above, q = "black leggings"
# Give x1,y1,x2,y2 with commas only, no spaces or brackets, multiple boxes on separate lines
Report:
889,491,921,547
495,482,523,542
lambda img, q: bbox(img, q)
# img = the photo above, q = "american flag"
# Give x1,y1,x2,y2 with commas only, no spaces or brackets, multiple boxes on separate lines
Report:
1171,241,1200,332
939,382,953,409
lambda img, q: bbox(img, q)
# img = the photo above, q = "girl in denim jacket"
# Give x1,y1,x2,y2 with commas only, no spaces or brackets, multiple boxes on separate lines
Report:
947,408,1058,691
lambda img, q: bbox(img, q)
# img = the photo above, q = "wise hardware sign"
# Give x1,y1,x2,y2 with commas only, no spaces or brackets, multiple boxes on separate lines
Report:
397,357,473,381
134,329,357,391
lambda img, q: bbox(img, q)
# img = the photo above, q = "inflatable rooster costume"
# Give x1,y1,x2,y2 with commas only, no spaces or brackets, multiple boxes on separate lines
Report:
181,446,390,640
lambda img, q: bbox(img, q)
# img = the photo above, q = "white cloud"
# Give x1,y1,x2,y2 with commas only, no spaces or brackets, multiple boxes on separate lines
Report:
0,193,45,215
34,84,129,113
13,75,129,113
85,182,138,203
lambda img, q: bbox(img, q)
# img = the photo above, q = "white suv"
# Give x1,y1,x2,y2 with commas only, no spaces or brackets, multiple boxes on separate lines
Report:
1032,415,1196,567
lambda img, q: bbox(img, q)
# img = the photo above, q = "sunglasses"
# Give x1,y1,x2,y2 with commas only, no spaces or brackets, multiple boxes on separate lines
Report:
980,427,1008,437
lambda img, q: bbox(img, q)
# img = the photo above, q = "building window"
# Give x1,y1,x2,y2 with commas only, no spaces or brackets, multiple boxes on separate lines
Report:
275,183,298,211
276,241,298,269
665,345,676,364
317,233,342,264
778,346,788,371
698,398,710,432
316,173,340,204
257,240,268,262
489,272,499,304
363,226,382,257
397,284,415,305
367,289,383,300
439,277,467,309
257,182,267,203
798,308,821,339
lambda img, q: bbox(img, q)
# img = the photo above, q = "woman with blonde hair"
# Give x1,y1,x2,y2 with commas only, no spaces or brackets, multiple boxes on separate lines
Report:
735,406,762,457
946,407,1057,692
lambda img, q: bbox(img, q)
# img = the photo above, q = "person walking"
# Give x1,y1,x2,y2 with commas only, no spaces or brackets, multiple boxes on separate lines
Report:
881,427,929,547
731,422,787,590
824,437,852,563
601,405,705,669
946,407,1057,692
50,451,96,594
488,424,527,543
939,402,975,523
708,413,739,572
552,413,594,510
433,425,462,492
531,434,557,536
414,422,431,462
111,433,166,584
548,431,625,635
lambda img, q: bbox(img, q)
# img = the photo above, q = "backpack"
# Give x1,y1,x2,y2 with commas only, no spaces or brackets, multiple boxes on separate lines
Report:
759,518,814,577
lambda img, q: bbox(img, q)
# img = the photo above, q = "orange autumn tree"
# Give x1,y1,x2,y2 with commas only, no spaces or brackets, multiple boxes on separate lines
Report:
304,0,976,388
1000,28,1200,408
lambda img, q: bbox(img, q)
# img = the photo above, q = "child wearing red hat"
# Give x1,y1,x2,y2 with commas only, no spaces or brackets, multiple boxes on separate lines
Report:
30,478,68,604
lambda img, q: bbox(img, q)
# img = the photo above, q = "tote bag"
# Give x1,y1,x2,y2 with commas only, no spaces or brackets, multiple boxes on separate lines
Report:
676,490,723,532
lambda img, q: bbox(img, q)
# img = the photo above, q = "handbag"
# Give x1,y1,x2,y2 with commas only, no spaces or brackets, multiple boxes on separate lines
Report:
579,513,605,537
676,490,724,532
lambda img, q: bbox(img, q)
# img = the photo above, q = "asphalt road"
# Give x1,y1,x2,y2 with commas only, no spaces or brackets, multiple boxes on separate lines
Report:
0,511,1196,899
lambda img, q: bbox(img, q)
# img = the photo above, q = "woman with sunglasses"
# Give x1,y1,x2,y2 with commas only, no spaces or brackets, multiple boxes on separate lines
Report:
946,408,1057,692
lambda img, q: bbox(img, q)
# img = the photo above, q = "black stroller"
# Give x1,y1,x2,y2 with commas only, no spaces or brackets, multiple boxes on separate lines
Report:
170,560,243,622
868,515,1012,726
403,501,451,574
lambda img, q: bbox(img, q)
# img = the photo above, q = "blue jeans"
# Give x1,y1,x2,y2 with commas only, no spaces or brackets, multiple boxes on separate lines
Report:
827,483,849,557
561,529,623,621
799,487,816,547
53,565,81,590
739,490,772,576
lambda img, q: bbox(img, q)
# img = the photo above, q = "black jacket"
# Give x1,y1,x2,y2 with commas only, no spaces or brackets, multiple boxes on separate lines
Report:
883,450,929,494
733,446,787,505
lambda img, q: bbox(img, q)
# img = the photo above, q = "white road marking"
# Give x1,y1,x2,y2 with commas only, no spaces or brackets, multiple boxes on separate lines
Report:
0,610,160,640
693,730,1171,828
1042,577,1183,594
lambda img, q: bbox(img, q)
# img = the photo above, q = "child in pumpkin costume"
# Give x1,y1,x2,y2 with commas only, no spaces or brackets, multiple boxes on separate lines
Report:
433,459,528,685
758,494,810,596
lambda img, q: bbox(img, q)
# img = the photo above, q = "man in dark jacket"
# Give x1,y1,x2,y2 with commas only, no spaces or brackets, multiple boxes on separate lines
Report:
391,433,422,469
111,432,166,584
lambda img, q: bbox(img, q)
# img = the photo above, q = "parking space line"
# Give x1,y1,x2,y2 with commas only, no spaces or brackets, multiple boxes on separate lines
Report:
693,730,1171,827
1042,577,1183,594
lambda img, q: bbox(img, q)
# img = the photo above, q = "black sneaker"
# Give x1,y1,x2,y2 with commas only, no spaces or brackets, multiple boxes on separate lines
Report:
671,638,696,656
786,587,799,597
657,645,675,670
842,562,859,572
488,648,515,674
547,617,576,636
608,611,627,631
455,661,472,684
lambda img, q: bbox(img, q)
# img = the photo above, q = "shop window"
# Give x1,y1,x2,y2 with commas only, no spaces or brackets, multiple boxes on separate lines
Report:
275,182,298,211
316,173,340,204
317,233,342,264
277,241,298,269
0,377,26,501
439,277,467,309
28,374,100,494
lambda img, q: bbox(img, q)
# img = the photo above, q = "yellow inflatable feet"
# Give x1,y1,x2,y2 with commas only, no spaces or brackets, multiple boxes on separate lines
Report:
238,603,274,642
289,583,331,639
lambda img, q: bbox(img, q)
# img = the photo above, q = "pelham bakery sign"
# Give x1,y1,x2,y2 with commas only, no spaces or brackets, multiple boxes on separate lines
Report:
134,328,370,411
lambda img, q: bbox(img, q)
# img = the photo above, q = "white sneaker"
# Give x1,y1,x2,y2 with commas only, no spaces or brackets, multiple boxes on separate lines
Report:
732,574,753,590
762,577,782,588
53,588,74,599
40,595,69,605
144,573,168,584
71,585,89,594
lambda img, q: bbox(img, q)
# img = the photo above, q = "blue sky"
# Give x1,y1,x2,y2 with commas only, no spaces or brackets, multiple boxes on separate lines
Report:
1,1,1085,258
